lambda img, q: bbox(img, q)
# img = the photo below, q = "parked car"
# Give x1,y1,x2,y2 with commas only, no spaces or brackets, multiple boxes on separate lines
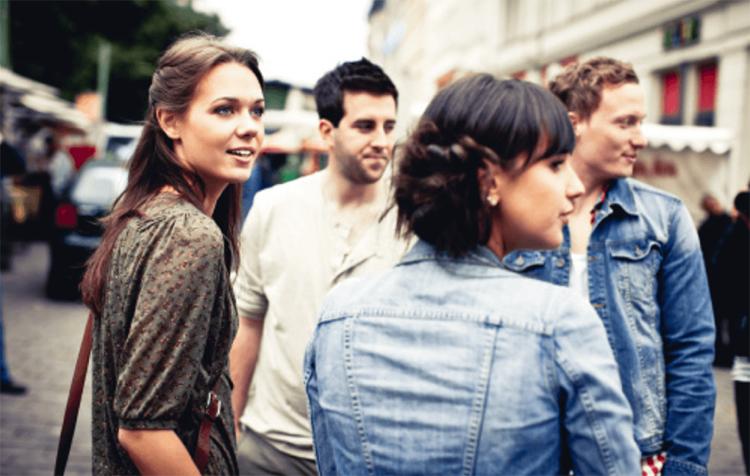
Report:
99,123,142,164
45,159,128,300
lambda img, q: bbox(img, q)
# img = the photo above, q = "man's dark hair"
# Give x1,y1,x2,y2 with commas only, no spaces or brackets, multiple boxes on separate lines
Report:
313,58,398,127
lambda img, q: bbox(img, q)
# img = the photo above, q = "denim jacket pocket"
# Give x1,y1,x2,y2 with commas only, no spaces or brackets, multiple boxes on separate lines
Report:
608,239,661,313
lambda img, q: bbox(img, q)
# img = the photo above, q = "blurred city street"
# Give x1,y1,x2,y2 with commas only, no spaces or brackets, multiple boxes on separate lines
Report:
0,241,746,475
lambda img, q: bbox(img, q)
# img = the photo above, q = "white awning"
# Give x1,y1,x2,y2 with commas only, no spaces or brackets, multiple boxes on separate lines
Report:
1,66,90,131
642,123,733,155
19,93,90,130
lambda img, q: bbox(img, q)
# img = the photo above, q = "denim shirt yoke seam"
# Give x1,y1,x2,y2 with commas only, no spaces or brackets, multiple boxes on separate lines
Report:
320,308,554,336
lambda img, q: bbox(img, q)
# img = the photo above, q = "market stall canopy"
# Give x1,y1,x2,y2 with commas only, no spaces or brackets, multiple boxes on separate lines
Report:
1,66,90,133
19,94,90,131
642,123,733,155
638,123,737,224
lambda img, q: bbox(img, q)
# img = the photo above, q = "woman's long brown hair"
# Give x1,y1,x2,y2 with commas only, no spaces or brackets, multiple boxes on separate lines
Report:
81,32,264,316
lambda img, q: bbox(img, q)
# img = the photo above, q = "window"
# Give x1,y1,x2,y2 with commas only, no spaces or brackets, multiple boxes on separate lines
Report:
658,60,718,127
695,61,717,126
660,69,682,125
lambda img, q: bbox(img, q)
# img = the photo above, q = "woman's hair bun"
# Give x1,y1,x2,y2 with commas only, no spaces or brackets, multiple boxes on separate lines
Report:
395,120,492,257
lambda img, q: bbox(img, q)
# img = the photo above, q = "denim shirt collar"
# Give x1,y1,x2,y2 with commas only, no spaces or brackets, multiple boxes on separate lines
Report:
599,179,639,221
400,239,505,269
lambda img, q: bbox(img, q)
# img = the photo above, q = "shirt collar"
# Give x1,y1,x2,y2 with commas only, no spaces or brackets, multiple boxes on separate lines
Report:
401,239,505,268
599,178,639,218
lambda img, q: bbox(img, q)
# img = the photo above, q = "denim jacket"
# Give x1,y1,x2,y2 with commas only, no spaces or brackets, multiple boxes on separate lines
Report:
304,240,640,476
503,178,717,475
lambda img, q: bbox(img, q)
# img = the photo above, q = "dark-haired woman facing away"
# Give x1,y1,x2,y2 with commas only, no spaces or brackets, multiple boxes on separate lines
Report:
81,33,265,475
304,76,640,476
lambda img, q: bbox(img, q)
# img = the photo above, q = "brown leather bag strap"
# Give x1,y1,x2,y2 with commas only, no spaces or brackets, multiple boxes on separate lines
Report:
54,311,223,475
193,380,222,474
54,310,94,476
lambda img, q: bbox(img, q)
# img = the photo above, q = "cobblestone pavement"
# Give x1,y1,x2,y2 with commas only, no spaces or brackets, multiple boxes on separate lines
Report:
0,242,746,475
1,243,92,476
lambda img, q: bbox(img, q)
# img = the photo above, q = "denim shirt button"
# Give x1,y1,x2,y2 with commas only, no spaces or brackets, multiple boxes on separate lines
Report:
515,255,524,266
556,258,565,267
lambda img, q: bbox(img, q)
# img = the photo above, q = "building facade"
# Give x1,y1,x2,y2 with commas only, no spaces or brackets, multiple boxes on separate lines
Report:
368,0,750,215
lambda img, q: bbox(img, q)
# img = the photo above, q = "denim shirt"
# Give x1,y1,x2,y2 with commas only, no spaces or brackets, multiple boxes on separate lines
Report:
304,240,640,476
503,178,717,475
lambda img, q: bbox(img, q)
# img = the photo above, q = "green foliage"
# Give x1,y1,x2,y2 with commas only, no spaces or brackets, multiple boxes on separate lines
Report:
8,0,229,123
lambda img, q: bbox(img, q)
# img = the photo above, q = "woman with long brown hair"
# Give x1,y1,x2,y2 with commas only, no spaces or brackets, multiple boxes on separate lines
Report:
81,32,264,475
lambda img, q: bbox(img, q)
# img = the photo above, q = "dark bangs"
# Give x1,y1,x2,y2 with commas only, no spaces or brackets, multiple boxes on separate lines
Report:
425,77,575,170
536,87,576,161
513,80,576,166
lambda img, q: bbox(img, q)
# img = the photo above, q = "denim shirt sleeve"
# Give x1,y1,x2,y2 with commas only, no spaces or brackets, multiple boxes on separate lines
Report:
554,292,641,476
659,201,717,475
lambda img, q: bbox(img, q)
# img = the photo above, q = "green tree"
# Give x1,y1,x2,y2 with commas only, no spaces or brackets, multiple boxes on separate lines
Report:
8,0,228,123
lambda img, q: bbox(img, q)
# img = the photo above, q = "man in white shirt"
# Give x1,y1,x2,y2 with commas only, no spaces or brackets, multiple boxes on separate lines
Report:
230,58,411,475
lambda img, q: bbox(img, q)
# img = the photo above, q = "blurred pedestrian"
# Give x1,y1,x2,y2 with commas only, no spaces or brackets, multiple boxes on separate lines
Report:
17,133,56,238
80,32,265,475
230,58,411,475
48,136,75,200
699,194,732,263
698,193,734,366
304,76,639,475
712,187,750,474
0,130,26,177
1,129,26,271
0,130,27,395
503,57,716,476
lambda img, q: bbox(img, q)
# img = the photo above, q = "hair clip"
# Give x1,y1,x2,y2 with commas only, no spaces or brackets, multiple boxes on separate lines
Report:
427,144,449,160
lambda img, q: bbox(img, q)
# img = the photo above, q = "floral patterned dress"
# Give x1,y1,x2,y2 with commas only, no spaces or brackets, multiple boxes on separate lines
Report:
91,194,238,475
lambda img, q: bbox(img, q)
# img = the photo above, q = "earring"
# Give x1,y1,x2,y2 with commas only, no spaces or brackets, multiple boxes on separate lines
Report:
487,196,498,207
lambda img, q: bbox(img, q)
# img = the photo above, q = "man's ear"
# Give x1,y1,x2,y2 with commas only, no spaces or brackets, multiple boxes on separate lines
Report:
156,108,181,140
568,111,583,136
319,119,335,148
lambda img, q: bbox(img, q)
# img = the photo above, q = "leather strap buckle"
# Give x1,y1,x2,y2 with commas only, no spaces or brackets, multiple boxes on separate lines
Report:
205,391,221,421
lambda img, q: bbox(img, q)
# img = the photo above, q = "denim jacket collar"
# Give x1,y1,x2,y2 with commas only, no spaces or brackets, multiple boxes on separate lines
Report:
400,239,505,270
598,179,640,222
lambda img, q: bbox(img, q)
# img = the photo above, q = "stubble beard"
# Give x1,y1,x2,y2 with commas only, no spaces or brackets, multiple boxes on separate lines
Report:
338,155,386,186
